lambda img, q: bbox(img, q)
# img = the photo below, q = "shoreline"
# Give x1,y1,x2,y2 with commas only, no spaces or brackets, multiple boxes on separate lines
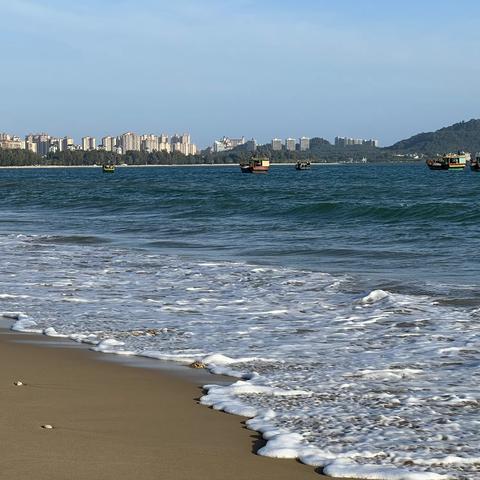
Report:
0,162,343,169
0,326,341,480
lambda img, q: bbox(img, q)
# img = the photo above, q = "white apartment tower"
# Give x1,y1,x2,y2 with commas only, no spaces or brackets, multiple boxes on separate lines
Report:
299,137,310,151
272,138,283,151
82,137,96,151
119,132,141,153
102,136,116,152
141,134,159,152
285,138,296,152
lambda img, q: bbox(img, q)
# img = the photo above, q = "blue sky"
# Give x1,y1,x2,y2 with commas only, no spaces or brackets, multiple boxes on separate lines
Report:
1,0,480,147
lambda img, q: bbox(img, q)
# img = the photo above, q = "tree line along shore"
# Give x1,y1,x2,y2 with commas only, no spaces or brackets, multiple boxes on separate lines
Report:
0,144,405,167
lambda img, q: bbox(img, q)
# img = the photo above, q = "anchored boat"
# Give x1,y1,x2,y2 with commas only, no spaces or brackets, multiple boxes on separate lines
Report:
102,164,115,173
240,157,270,174
470,153,480,171
295,161,311,170
426,152,468,171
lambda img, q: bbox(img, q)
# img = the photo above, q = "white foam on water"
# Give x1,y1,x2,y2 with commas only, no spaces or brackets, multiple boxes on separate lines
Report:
1,233,478,479
91,338,136,355
361,290,390,304
323,460,447,480
43,326,68,338
5,312,43,334
0,294,30,299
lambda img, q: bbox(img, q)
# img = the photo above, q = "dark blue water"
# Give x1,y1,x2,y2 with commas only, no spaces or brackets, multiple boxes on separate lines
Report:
1,164,479,300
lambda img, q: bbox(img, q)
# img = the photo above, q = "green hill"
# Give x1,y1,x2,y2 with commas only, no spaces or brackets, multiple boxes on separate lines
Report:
387,119,480,154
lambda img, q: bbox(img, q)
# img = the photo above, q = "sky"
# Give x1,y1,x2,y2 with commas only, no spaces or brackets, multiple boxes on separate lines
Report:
1,0,480,147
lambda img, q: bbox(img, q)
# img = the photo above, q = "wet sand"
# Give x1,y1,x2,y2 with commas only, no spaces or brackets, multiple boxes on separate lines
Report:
0,330,346,480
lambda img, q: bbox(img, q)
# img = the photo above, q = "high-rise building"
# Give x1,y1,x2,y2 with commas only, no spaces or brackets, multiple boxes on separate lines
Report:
82,137,96,151
49,138,63,153
272,138,283,151
213,140,226,153
335,136,379,147
285,138,296,152
62,137,75,151
101,136,117,152
141,134,159,152
25,140,37,154
299,137,310,151
181,133,190,145
119,132,140,153
159,134,170,153
170,133,197,156
26,133,51,156
171,134,180,143
245,138,257,152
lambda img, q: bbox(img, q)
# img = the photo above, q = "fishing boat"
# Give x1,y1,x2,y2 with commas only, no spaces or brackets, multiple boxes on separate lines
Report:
470,153,480,171
240,157,270,174
426,152,468,171
295,160,311,170
102,164,115,173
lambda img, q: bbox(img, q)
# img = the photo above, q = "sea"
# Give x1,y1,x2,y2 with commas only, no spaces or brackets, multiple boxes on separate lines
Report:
1,164,479,480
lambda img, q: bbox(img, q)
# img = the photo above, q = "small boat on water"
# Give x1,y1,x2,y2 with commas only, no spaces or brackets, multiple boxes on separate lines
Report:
240,157,270,174
470,153,480,171
102,164,115,173
295,161,311,170
426,152,468,171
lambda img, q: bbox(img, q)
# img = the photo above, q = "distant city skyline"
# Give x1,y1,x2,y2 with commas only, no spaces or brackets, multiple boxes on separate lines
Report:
2,130,381,155
1,0,479,147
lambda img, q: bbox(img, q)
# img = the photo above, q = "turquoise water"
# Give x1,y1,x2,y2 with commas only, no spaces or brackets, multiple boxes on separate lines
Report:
1,164,479,479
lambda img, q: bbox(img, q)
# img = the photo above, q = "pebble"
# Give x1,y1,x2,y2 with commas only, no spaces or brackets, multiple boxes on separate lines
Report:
41,425,54,429
189,361,206,369
13,381,24,386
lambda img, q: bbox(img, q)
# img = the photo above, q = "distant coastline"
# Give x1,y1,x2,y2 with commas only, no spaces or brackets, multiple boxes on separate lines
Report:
0,162,399,170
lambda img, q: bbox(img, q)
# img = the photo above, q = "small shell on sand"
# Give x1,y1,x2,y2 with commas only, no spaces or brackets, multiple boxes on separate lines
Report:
189,361,206,369
13,381,24,386
41,424,54,429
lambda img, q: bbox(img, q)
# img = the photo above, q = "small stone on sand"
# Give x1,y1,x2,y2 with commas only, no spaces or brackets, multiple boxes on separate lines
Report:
14,381,24,386
42,424,54,429
189,361,206,369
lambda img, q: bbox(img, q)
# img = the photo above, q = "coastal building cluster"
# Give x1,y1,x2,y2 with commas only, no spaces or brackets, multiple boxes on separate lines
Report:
1,130,381,157
0,132,198,156
271,137,311,152
335,136,379,147
212,136,316,153
212,136,257,153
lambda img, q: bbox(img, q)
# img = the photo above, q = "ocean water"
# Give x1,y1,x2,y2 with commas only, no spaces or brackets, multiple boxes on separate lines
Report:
1,164,479,479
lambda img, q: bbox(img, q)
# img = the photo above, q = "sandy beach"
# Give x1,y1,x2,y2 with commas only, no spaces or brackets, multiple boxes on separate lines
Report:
0,329,343,480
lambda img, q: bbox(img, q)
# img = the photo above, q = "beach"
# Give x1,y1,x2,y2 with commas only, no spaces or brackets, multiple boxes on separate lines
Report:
0,328,331,480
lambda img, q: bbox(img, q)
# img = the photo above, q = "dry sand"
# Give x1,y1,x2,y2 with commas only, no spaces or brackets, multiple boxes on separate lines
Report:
0,329,351,480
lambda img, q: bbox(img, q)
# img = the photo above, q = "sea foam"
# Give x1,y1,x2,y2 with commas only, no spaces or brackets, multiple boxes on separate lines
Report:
1,234,478,479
